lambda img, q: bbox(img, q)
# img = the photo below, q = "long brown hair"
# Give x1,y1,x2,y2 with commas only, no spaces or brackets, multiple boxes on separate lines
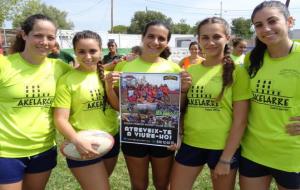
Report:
197,17,235,100
249,1,290,78
72,30,107,111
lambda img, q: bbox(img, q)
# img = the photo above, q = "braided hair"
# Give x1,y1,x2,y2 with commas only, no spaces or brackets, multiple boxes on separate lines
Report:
197,17,235,100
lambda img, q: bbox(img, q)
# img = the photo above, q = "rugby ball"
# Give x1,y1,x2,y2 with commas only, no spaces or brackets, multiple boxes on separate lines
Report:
60,130,114,161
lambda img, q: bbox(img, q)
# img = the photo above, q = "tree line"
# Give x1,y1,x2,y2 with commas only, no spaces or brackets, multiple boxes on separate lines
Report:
0,0,254,39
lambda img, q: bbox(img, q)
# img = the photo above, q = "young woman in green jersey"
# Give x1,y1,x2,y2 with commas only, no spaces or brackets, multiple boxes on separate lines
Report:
170,17,251,190
230,37,247,65
239,1,300,190
0,14,70,190
106,20,191,190
53,30,119,190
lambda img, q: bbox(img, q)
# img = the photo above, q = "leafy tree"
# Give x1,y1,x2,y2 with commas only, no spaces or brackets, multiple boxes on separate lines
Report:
110,25,128,34
171,19,191,34
189,21,201,35
0,0,28,27
12,0,73,29
231,17,254,39
128,10,172,34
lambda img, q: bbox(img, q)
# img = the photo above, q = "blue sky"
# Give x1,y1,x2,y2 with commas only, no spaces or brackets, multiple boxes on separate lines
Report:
41,0,300,32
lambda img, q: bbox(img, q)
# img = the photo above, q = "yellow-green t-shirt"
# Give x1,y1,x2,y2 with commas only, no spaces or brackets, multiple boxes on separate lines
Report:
242,42,300,172
119,57,182,73
114,60,127,72
230,53,245,66
183,63,251,149
53,70,118,135
0,53,71,157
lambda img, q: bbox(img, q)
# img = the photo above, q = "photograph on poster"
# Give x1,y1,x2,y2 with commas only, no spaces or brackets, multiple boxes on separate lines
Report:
120,73,181,147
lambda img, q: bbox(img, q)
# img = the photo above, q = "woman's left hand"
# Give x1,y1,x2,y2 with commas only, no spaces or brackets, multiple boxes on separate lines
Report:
180,71,192,93
213,161,231,179
105,71,120,88
286,116,300,135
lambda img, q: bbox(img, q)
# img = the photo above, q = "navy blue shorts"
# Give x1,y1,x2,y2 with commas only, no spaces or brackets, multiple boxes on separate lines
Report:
0,146,57,184
121,143,174,158
67,133,120,168
239,156,300,189
175,143,240,169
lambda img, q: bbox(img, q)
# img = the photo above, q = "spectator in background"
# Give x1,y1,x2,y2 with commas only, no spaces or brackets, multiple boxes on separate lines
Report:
48,41,75,66
179,41,205,70
102,40,122,64
230,37,247,66
0,33,3,55
106,45,142,71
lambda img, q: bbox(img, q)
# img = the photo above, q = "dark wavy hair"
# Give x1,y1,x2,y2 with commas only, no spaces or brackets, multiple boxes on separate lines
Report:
197,17,235,100
142,20,172,59
231,37,246,48
72,30,107,112
249,1,290,78
10,14,56,54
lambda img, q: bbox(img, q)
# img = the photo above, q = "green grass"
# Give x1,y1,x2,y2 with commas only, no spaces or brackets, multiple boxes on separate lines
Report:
46,134,277,190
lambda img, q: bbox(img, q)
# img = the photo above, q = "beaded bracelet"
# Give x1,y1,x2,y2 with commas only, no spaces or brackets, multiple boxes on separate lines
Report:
218,159,231,165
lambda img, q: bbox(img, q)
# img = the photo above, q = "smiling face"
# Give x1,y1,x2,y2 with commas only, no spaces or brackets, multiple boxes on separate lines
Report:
198,23,230,58
75,38,102,72
141,24,169,58
22,20,56,57
233,41,247,56
189,44,200,56
252,7,293,47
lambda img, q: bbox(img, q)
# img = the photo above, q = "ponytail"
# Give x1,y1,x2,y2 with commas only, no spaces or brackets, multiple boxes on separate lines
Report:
248,37,266,78
96,61,107,112
159,46,171,59
217,44,235,100
10,31,25,54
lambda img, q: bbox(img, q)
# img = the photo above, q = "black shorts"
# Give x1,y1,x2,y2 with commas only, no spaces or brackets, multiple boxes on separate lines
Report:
102,133,120,159
0,146,57,184
67,133,120,168
121,143,174,158
239,156,300,189
175,143,240,169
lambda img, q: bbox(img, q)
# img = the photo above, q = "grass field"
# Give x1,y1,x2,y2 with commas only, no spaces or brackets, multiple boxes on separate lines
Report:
46,134,277,190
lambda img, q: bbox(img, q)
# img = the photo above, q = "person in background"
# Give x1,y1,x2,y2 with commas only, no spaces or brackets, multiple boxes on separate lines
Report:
179,41,205,70
48,42,75,66
0,33,3,55
53,30,119,190
230,37,247,66
107,45,142,71
239,1,300,190
102,40,122,65
0,14,70,190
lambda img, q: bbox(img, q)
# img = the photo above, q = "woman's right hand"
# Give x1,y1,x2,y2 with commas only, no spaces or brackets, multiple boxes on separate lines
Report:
180,71,192,93
71,135,100,159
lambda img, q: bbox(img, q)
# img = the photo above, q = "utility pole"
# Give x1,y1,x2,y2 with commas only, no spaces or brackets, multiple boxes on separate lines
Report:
220,1,223,18
111,0,113,33
285,0,290,8
145,0,148,12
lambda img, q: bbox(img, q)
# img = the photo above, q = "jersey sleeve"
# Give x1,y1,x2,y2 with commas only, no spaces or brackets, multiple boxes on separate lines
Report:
53,74,72,108
232,66,252,101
